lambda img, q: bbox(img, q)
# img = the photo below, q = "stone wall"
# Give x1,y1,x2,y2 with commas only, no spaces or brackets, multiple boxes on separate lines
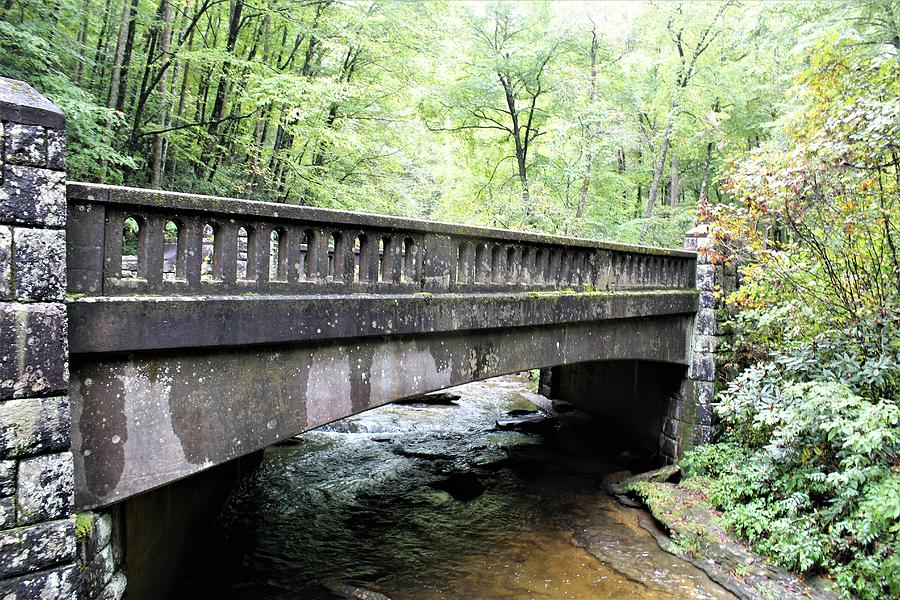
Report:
659,222,738,463
0,78,76,597
0,78,128,600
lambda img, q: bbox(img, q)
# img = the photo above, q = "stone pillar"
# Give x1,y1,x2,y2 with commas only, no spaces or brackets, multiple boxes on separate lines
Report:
0,78,75,597
660,221,736,463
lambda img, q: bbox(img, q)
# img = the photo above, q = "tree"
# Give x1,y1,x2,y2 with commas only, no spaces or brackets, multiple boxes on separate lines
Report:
639,1,733,241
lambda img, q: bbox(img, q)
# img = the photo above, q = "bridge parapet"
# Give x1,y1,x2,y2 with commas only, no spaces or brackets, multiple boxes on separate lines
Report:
66,183,695,298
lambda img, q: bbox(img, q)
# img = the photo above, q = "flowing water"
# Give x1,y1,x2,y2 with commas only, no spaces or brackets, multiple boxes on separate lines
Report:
174,375,734,600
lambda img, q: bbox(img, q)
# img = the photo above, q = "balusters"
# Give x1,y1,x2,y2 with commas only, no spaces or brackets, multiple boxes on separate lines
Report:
88,196,697,297
182,219,203,289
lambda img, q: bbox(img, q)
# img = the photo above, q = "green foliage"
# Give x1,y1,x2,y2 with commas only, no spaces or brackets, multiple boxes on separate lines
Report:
687,4,900,596
75,513,93,542
0,0,813,247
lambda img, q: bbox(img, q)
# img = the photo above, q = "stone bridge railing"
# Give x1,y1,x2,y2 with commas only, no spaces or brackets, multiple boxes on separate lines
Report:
66,183,695,298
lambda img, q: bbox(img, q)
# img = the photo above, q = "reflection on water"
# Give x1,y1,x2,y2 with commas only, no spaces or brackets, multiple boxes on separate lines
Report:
174,376,734,600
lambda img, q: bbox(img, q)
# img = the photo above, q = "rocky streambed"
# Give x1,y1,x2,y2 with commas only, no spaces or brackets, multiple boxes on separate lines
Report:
173,375,739,599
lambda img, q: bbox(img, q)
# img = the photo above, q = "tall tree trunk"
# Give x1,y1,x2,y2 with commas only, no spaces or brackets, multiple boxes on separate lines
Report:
100,0,131,179
88,0,114,92
115,0,140,113
166,3,196,177
645,112,674,220
150,0,174,188
669,154,680,206
106,0,131,109
197,0,244,179
499,73,530,210
73,0,91,84
576,24,600,220
699,141,713,202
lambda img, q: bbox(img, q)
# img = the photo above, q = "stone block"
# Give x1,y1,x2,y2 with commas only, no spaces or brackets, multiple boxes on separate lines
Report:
0,564,74,599
97,570,126,600
0,518,74,579
76,511,112,563
0,165,66,227
0,303,68,400
0,496,13,528
695,264,717,291
0,79,65,129
0,396,70,458
45,129,65,171
694,380,715,406
4,125,45,168
695,246,713,265
108,509,125,567
660,435,678,461
0,226,10,299
16,453,73,525
0,460,14,495
723,274,737,294
692,334,718,354
695,400,714,427
12,228,65,301
693,424,714,445
698,290,717,309
689,352,715,382
75,541,114,600
694,307,717,336
662,416,679,440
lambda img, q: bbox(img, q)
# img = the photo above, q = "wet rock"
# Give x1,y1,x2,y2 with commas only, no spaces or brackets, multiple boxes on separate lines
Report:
505,392,544,414
629,481,839,600
608,464,680,497
394,392,460,406
325,581,393,600
551,399,576,413
428,472,485,502
273,437,304,447
506,409,538,417
494,415,558,435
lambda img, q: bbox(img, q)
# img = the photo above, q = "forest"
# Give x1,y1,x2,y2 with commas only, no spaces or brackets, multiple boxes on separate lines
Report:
2,0,899,597
0,0,862,246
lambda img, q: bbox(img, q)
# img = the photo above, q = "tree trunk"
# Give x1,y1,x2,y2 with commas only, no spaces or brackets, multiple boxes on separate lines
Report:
106,0,131,109
150,0,173,188
197,0,244,179
88,0,114,92
576,25,600,220
115,0,140,113
669,154,680,206
100,0,131,179
499,73,530,212
699,141,713,201
74,0,91,84
644,115,674,219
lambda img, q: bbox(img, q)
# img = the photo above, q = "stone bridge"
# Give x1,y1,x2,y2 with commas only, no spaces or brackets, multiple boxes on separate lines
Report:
0,80,725,599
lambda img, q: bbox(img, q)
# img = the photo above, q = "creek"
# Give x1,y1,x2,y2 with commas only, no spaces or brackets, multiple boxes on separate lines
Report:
173,375,734,600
